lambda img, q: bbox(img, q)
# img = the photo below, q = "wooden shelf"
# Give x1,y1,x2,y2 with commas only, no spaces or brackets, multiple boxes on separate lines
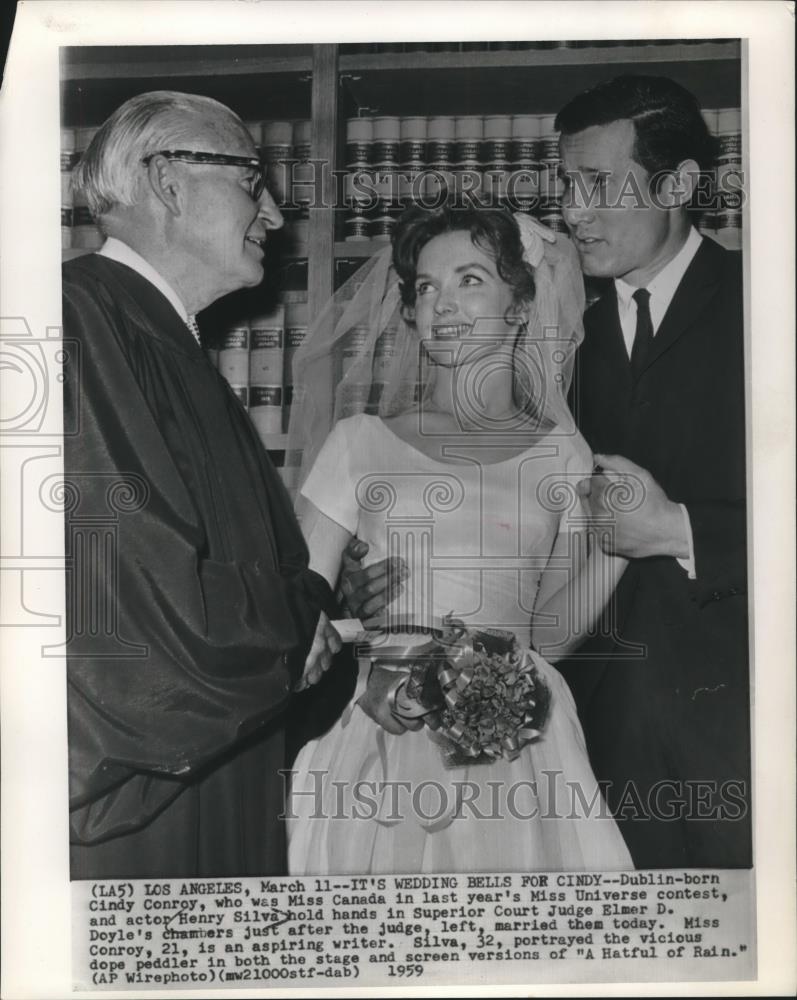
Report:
339,41,741,116
60,41,738,82
61,46,313,127
61,45,313,80
62,77,313,129
339,41,740,73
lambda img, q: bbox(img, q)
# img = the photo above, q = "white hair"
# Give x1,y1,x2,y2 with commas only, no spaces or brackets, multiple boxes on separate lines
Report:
72,90,249,219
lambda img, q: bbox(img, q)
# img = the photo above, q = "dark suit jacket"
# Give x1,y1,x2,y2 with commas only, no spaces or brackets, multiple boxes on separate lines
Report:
559,237,751,868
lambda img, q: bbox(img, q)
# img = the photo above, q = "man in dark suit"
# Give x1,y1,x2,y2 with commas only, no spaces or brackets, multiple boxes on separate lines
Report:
555,75,750,868
336,74,750,869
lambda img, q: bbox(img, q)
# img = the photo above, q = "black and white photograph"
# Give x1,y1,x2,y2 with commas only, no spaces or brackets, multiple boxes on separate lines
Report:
1,2,794,997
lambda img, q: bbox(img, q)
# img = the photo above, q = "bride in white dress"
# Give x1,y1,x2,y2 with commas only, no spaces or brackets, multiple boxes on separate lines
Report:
285,205,633,873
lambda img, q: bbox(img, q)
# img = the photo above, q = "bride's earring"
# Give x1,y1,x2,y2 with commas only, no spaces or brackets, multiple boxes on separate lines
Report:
505,307,530,351
506,301,530,328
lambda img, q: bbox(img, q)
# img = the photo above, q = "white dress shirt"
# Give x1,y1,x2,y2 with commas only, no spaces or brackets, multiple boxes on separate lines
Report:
614,226,703,358
613,226,703,578
97,237,200,343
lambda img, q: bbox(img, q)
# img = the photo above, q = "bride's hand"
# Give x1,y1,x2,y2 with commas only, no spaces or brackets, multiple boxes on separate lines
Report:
339,538,408,619
296,611,343,690
357,664,425,735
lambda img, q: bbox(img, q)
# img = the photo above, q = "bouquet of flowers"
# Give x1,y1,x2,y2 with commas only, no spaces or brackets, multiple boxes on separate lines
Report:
368,617,551,767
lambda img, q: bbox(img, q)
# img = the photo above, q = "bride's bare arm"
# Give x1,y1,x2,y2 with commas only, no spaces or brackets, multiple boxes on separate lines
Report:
296,496,353,589
532,511,628,662
297,497,418,733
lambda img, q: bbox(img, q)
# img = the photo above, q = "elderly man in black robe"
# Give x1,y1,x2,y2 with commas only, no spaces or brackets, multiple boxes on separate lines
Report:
64,91,343,879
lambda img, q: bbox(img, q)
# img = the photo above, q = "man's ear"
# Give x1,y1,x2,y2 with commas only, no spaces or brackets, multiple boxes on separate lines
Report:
145,155,182,217
655,158,700,210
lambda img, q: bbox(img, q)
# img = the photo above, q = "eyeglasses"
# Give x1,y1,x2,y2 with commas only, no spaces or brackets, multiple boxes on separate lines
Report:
141,150,266,200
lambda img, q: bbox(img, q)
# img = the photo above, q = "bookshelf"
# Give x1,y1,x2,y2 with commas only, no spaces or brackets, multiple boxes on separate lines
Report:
61,40,742,472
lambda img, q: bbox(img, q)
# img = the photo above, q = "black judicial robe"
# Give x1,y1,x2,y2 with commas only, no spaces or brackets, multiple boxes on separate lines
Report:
62,254,336,879
560,239,751,868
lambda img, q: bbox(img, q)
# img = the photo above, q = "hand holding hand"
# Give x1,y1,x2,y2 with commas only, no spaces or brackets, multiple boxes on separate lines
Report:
583,454,689,561
296,611,343,691
338,537,408,619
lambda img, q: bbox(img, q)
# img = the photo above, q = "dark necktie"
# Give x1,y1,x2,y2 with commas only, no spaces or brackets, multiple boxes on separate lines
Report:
630,287,653,380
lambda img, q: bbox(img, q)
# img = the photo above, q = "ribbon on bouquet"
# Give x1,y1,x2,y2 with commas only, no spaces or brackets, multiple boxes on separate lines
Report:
437,643,548,762
351,613,463,724
350,614,552,763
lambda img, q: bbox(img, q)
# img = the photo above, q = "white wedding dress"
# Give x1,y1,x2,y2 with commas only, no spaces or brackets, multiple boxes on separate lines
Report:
287,414,632,873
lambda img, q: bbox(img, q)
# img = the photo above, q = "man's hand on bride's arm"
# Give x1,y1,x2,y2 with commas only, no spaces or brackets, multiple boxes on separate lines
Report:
295,612,343,691
580,454,689,560
357,664,425,735
338,537,408,619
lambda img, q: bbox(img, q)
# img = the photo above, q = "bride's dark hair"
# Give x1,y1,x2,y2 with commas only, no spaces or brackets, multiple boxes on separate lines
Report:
392,204,536,315
286,203,585,489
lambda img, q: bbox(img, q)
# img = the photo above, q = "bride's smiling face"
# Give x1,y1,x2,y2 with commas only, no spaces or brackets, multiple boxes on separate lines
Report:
412,230,523,365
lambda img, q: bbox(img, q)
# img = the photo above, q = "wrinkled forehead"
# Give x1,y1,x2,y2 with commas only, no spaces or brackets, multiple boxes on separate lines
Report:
559,119,638,173
183,110,257,157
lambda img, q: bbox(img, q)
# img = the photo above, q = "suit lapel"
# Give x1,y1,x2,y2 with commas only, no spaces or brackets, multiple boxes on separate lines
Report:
639,238,725,376
587,284,632,375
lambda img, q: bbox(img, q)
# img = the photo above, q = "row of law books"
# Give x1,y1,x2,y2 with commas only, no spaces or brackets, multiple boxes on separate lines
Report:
206,300,309,441
700,107,742,250
344,113,562,169
208,299,417,488
342,195,569,244
343,107,740,169
60,125,104,249
207,299,410,495
340,106,742,250
60,100,742,252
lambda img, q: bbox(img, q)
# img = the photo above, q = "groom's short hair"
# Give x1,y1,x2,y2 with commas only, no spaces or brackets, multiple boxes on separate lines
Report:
555,74,718,178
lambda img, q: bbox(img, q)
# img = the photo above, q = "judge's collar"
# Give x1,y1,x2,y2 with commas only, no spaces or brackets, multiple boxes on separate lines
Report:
97,237,190,325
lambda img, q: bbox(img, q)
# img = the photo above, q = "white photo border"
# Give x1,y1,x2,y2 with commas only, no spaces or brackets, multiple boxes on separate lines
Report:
1,2,794,997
